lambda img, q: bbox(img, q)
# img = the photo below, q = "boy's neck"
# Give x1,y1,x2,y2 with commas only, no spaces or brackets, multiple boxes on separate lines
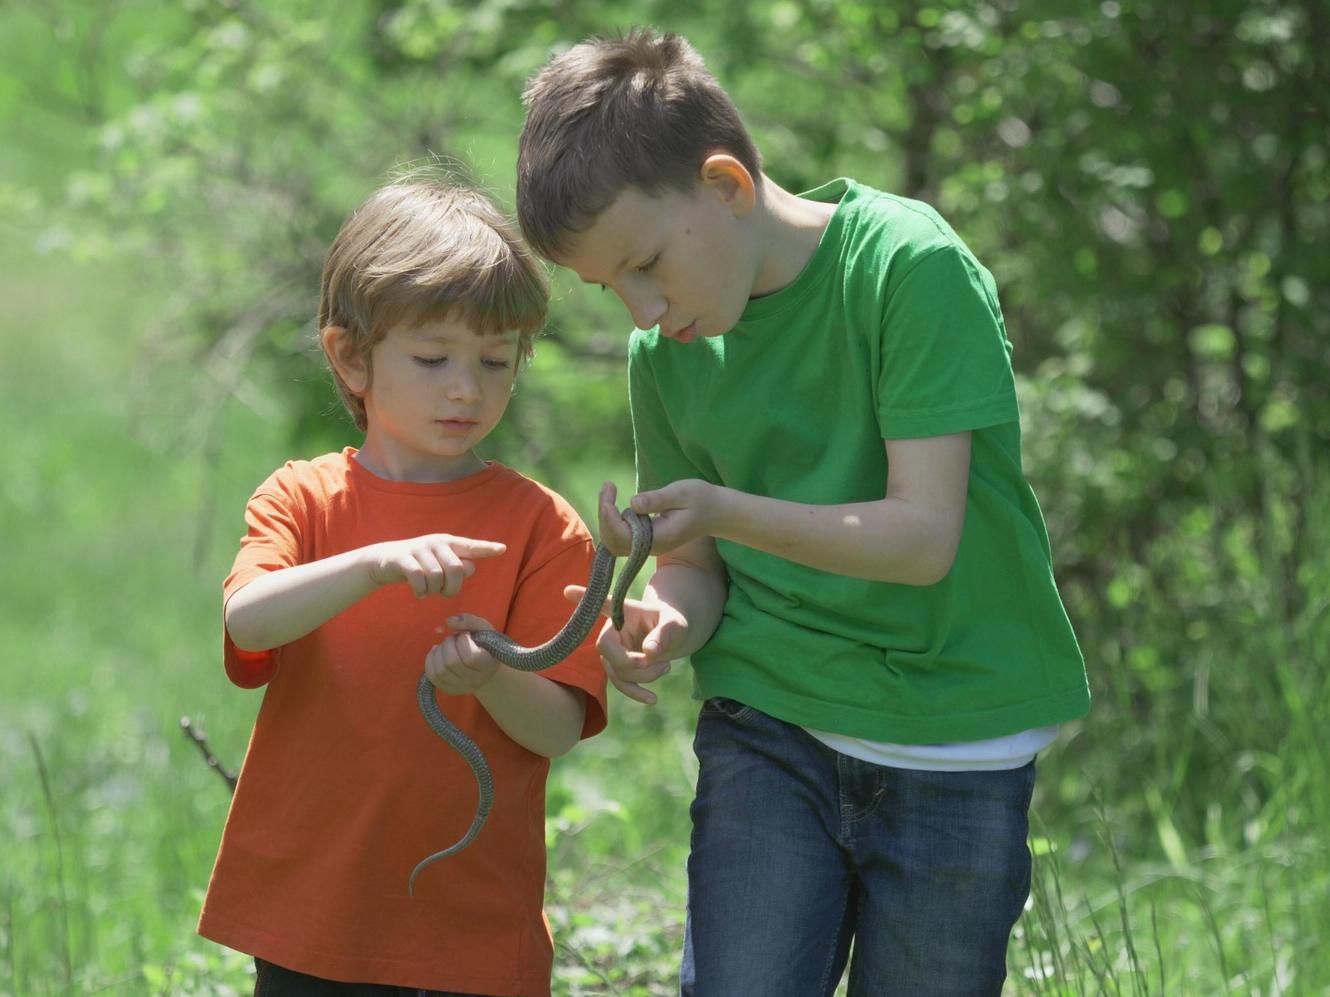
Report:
749,176,839,299
353,439,487,484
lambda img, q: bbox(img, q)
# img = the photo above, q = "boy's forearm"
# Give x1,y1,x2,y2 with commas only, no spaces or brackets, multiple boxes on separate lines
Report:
711,489,958,585
646,556,727,659
225,549,378,651
473,671,587,757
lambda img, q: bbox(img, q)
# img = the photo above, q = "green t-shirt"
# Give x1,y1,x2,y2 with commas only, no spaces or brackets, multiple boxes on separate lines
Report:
628,177,1090,743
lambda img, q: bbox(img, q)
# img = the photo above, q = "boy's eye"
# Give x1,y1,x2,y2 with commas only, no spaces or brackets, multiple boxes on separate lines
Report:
635,254,659,274
414,356,446,367
483,358,514,370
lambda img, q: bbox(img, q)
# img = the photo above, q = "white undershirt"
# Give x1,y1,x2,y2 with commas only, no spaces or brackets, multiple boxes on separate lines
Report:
804,725,1059,772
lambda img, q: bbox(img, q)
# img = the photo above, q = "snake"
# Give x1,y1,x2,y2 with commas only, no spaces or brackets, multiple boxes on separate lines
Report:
409,508,653,894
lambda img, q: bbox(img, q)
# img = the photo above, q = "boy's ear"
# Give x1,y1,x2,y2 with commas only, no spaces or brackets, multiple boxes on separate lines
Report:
699,154,757,217
320,325,369,394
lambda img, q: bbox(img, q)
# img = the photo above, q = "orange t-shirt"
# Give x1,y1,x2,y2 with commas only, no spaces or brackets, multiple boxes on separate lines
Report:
197,450,608,996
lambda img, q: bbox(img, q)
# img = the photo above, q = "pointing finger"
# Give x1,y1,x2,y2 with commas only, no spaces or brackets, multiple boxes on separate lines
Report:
449,539,507,559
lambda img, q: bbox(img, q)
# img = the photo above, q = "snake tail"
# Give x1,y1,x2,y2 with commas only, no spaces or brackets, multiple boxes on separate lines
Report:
409,675,495,896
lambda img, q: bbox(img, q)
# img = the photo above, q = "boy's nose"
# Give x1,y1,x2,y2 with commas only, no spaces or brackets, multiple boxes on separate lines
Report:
627,293,667,333
444,369,481,401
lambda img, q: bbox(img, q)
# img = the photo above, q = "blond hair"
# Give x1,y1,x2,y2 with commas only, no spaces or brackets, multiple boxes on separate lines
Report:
318,176,548,430
516,27,762,259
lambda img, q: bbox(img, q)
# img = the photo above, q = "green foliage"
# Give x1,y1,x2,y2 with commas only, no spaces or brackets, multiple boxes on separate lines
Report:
2,0,1328,993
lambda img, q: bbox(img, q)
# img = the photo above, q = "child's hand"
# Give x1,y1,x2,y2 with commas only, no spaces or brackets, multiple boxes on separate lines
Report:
365,535,506,598
564,585,688,706
424,613,502,695
595,481,638,556
627,479,723,554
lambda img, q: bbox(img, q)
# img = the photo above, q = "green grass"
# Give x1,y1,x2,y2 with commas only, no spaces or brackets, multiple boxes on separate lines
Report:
2,249,1327,995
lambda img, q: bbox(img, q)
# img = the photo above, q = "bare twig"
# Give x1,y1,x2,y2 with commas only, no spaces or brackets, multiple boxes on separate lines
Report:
179,717,238,793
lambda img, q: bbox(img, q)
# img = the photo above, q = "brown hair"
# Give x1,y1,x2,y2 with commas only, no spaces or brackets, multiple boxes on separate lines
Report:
318,174,548,430
516,27,762,259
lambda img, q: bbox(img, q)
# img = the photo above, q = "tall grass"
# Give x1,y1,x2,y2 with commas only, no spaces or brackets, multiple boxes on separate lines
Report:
1,249,1326,995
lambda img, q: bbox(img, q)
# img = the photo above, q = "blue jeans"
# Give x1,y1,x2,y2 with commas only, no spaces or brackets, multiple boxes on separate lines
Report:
680,699,1036,997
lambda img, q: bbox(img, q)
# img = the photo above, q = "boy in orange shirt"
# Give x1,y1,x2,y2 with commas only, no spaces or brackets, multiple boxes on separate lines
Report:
197,176,609,997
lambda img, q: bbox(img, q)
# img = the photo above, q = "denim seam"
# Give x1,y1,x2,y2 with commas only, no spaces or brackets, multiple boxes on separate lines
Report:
837,755,887,839
837,753,852,842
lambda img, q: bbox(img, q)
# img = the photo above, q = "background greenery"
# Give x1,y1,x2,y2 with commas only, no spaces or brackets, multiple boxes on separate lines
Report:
2,0,1326,993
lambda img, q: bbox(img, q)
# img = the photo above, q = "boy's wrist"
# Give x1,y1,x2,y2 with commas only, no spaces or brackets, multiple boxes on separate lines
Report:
706,484,741,542
355,544,384,587
358,542,403,592
470,662,507,697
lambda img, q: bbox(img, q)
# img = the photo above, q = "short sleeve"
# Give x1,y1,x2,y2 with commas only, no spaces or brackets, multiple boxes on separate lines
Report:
877,247,1020,439
221,467,307,688
629,335,708,491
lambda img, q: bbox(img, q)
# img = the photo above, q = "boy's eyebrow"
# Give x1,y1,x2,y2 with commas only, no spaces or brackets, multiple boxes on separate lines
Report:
576,249,645,284
406,329,520,346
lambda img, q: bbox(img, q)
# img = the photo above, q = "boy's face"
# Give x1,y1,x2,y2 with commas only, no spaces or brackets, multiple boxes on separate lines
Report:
352,319,520,480
555,178,760,343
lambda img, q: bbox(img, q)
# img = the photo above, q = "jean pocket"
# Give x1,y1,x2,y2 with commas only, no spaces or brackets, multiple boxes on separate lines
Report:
700,696,758,724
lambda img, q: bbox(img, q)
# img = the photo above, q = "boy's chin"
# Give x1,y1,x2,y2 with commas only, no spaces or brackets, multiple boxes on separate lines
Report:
703,317,741,339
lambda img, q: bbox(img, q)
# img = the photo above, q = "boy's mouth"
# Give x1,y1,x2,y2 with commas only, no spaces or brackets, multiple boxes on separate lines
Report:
436,419,478,433
666,320,699,343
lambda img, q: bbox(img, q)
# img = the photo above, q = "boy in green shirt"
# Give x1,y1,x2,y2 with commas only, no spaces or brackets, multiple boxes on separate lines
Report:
517,28,1090,996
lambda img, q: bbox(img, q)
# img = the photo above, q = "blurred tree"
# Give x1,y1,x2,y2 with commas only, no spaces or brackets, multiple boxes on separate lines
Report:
7,0,1328,838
